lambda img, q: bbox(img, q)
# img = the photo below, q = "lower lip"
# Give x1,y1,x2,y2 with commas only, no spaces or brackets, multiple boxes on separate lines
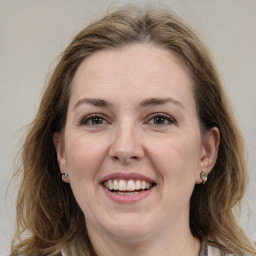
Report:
102,185,155,204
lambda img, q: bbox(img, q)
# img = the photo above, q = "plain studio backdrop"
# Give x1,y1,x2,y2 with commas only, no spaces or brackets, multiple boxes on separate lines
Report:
0,1,255,255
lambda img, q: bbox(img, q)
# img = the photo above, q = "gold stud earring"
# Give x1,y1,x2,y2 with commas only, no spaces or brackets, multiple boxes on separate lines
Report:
200,171,207,184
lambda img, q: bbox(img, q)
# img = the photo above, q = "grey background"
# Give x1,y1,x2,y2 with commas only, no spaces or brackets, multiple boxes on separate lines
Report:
1,0,255,255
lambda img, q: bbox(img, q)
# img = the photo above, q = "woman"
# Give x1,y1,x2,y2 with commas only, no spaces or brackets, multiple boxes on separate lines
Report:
11,6,256,256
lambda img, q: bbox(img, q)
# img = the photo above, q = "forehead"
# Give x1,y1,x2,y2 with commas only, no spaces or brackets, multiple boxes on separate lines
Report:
70,44,194,106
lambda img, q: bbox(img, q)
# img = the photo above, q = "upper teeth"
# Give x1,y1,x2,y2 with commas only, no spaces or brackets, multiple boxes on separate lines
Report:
103,179,153,191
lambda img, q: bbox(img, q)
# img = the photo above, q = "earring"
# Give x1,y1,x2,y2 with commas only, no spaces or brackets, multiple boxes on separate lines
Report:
200,171,207,184
62,173,68,179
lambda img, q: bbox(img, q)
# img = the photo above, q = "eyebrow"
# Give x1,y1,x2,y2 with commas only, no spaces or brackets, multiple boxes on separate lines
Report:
73,97,185,110
73,98,112,109
140,97,185,110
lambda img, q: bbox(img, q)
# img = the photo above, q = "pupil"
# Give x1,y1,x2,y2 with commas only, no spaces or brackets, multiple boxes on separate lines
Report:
154,116,165,124
92,117,102,124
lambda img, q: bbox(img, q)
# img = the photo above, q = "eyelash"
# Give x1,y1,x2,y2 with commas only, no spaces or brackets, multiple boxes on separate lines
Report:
78,114,108,126
78,113,176,126
147,113,176,125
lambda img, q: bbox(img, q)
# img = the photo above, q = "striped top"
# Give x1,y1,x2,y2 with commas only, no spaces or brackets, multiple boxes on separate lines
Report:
200,240,233,256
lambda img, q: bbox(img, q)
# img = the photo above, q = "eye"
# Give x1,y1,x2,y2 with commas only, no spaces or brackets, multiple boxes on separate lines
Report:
147,113,175,125
79,114,108,126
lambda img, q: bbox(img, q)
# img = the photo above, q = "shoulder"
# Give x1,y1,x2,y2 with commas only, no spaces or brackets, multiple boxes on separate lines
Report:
207,245,222,256
200,240,223,256
208,245,236,256
207,241,256,256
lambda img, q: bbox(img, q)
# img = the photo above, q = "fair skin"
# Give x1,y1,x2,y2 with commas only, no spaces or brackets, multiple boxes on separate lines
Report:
54,44,219,256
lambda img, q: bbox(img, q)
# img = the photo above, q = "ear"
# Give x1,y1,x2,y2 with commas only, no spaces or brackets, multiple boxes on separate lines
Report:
196,127,220,184
53,132,70,183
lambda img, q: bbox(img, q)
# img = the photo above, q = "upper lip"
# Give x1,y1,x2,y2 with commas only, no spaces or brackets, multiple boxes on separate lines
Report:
100,172,156,184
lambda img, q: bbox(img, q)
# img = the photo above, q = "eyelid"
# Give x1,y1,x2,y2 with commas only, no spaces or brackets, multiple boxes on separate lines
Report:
78,113,109,125
146,112,176,125
77,112,176,126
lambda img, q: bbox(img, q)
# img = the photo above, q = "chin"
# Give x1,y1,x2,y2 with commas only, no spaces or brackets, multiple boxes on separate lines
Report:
99,214,154,242
108,227,151,243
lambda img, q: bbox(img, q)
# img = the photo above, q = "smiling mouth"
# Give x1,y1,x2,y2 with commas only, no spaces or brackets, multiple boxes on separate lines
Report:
103,179,155,195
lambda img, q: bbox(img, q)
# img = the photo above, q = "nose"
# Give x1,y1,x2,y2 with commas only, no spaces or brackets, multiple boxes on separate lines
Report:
109,122,144,163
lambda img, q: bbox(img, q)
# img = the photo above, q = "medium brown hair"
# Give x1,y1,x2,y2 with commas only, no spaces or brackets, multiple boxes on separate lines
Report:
11,6,255,256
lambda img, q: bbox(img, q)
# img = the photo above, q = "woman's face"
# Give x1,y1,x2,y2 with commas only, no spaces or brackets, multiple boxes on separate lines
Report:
54,44,218,243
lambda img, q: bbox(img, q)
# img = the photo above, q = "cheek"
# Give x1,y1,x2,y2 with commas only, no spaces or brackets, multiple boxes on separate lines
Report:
150,131,202,186
65,134,108,185
144,130,202,219
64,135,108,214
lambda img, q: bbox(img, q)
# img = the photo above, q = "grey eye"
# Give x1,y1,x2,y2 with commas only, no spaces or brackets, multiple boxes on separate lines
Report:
79,115,107,125
148,114,174,125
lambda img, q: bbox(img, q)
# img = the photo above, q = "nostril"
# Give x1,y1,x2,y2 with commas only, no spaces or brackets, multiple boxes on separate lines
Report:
111,154,140,163
109,146,143,163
